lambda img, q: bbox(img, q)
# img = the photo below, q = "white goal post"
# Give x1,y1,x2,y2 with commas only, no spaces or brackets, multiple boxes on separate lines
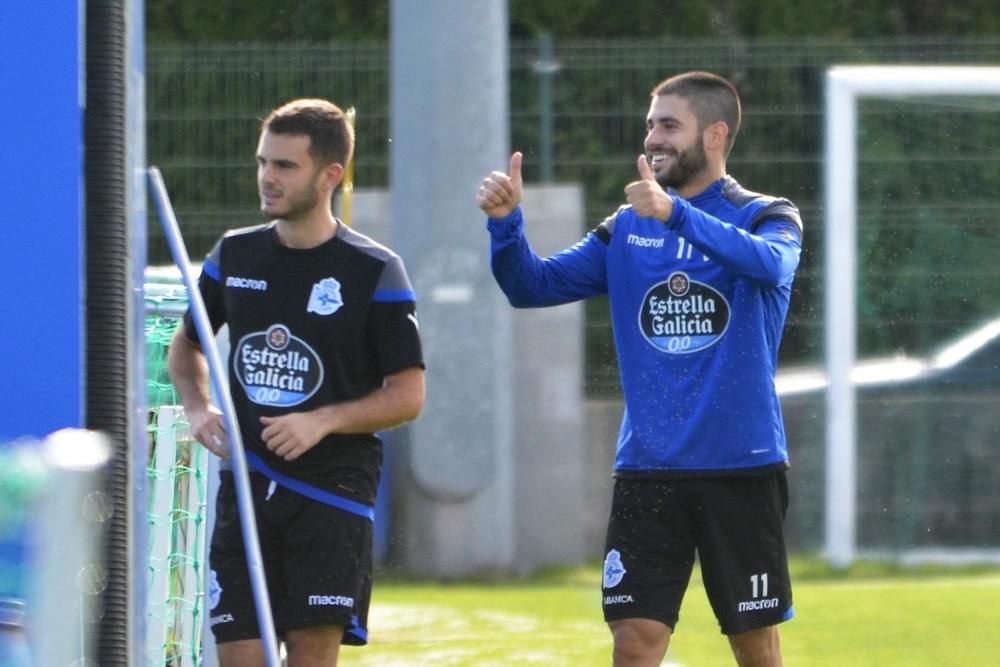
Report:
824,65,1000,567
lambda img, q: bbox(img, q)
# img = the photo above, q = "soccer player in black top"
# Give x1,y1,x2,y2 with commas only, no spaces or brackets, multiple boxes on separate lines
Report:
169,98,425,666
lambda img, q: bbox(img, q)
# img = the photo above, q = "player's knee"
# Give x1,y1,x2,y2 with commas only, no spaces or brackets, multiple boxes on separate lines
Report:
609,619,670,666
284,625,344,667
728,625,782,667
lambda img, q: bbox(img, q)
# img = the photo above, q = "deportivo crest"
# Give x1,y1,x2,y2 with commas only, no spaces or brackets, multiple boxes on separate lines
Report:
603,549,627,589
639,271,731,354
234,324,324,407
208,570,222,610
307,277,343,316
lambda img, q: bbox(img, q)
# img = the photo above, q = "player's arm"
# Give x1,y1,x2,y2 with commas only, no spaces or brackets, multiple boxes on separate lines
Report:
624,153,801,286
167,241,230,458
259,366,425,462
487,207,609,307
480,152,608,307
669,198,802,286
167,326,229,459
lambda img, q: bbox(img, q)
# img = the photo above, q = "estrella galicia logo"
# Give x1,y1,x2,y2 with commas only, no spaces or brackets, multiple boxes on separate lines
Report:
603,549,627,589
639,271,730,354
307,277,343,316
234,324,324,406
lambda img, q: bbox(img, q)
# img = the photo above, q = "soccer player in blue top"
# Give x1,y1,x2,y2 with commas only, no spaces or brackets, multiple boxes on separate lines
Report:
477,71,801,666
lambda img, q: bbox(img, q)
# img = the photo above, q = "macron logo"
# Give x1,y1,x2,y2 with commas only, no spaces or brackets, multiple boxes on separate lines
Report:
738,597,779,612
308,594,354,608
627,234,664,248
226,276,268,291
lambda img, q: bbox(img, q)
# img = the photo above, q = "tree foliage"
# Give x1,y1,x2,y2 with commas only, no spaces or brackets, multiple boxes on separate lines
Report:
147,0,389,41
147,0,1000,42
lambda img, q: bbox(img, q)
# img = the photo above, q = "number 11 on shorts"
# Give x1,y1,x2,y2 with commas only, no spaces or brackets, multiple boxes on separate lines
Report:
750,573,769,598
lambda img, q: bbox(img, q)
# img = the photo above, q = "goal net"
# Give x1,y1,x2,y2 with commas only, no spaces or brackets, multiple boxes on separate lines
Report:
145,271,212,666
821,66,1000,566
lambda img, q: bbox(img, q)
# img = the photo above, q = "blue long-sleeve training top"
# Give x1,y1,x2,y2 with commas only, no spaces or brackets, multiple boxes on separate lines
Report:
487,176,803,477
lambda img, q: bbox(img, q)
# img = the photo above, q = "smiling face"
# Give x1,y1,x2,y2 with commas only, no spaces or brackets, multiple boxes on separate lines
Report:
256,130,324,222
643,94,709,192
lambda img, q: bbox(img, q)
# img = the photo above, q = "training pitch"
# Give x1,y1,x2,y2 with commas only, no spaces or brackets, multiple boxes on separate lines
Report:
346,559,1000,666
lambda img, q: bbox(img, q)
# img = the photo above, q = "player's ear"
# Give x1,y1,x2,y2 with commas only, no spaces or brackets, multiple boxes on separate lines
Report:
320,161,345,191
704,121,729,154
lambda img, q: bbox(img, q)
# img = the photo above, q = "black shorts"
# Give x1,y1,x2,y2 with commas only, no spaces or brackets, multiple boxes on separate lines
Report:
602,473,793,635
208,472,373,645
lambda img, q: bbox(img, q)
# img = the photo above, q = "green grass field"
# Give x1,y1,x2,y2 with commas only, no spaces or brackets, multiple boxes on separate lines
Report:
346,559,1000,666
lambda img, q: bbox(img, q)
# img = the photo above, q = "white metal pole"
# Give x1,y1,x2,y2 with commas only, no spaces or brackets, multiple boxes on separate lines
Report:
147,167,281,667
29,429,111,667
824,69,858,568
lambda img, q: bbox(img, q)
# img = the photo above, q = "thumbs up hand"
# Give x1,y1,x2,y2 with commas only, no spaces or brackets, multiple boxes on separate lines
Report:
477,152,524,219
625,154,674,221
636,152,656,182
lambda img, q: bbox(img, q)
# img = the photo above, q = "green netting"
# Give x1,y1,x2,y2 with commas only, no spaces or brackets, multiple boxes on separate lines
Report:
145,287,208,667
146,316,180,409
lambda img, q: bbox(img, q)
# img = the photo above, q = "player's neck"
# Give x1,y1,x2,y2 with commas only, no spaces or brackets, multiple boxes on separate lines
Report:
674,163,726,199
274,209,338,249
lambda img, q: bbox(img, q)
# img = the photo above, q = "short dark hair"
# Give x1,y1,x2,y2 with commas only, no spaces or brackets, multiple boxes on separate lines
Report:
652,71,741,156
262,98,354,168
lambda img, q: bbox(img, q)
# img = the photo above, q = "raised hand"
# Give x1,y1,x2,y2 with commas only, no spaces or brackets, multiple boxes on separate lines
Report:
477,151,524,219
625,154,674,221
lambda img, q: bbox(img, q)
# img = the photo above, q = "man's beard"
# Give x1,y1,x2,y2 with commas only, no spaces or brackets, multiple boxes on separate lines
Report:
656,136,707,190
262,181,319,220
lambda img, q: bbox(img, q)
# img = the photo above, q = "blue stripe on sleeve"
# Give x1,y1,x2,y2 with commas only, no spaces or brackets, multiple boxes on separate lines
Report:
373,288,415,302
245,451,375,521
203,260,220,281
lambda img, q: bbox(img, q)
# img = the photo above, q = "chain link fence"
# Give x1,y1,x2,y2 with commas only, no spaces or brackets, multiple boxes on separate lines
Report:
148,37,1000,555
148,36,1000,393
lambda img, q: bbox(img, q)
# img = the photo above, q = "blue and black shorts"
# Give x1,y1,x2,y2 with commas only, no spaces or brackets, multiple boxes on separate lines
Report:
208,471,372,646
602,473,793,635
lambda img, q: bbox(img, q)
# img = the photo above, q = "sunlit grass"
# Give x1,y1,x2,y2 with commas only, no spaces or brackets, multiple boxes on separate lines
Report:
345,557,1000,666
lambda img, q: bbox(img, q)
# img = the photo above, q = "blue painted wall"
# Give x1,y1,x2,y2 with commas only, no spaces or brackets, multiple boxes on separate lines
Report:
0,3,83,440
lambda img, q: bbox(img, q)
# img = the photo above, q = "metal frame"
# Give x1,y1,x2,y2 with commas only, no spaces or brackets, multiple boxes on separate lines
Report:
823,65,1000,567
